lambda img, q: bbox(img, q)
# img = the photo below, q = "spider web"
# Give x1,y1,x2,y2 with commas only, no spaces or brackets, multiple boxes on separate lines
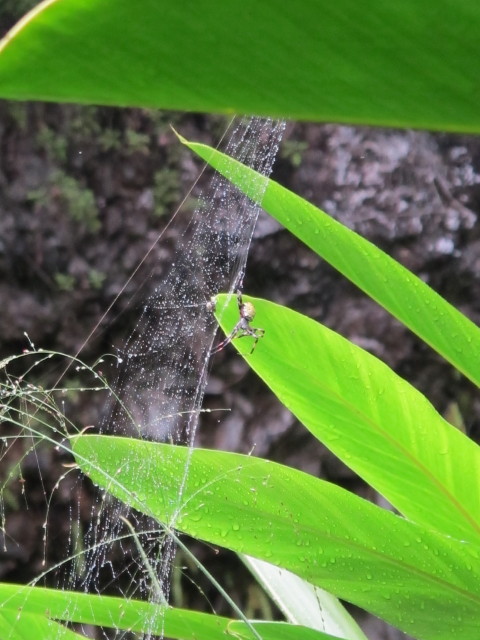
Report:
66,116,285,637
107,118,284,444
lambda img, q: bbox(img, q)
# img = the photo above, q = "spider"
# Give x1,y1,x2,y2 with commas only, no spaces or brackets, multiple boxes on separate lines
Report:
211,290,265,355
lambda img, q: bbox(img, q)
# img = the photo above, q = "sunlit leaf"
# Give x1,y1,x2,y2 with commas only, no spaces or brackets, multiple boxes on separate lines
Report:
1,1,480,131
72,435,480,640
180,136,480,391
0,583,333,640
0,611,83,640
212,294,480,545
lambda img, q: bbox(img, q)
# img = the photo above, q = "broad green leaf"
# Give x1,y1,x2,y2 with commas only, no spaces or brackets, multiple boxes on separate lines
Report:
72,435,480,640
241,556,368,640
181,137,480,390
1,1,480,131
0,583,333,640
0,611,83,640
227,621,337,640
213,294,480,544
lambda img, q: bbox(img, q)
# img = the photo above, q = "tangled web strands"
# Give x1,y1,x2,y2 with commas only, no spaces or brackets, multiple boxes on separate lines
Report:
106,117,285,444
78,118,285,622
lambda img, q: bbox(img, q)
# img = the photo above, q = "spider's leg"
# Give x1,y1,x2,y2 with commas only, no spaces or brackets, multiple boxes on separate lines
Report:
210,335,233,354
210,322,240,354
248,336,259,355
234,327,265,354
247,329,265,354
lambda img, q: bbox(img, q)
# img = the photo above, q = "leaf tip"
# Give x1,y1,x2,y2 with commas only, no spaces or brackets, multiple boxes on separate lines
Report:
170,125,188,146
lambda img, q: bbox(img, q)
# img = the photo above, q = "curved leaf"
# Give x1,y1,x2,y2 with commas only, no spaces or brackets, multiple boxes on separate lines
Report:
241,556,368,640
1,1,480,131
72,435,480,640
0,583,333,640
181,136,480,391
0,611,83,640
213,294,480,544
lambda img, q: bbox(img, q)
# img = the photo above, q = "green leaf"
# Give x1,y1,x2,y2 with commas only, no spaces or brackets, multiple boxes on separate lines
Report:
72,435,480,640
0,583,334,640
0,610,84,640
241,555,368,640
1,1,480,131
180,136,480,391
212,294,480,544
227,621,339,640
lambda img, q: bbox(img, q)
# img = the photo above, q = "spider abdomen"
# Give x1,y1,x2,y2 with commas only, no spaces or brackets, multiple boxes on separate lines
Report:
241,302,256,322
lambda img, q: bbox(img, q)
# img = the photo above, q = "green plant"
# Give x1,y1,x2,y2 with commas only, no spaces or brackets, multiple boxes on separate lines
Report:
0,348,338,640
153,166,181,217
16,138,475,640
87,268,106,290
54,271,75,292
124,129,150,154
1,2,480,640
68,146,480,639
36,124,68,163
280,139,308,168
52,170,99,232
27,169,99,233
1,1,480,131
97,127,122,152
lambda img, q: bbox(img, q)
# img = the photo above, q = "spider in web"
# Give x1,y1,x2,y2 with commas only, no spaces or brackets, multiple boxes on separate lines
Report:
210,290,265,355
